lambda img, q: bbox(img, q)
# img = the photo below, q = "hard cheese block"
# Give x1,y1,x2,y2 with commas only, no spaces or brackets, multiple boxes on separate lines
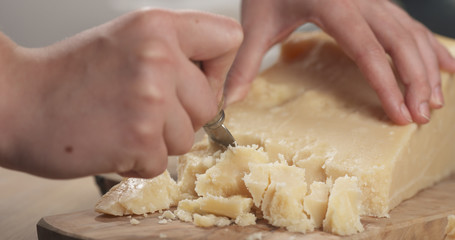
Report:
223,31,455,217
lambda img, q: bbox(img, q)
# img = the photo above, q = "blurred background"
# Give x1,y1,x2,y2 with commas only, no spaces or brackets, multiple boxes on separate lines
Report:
0,0,454,48
0,1,453,239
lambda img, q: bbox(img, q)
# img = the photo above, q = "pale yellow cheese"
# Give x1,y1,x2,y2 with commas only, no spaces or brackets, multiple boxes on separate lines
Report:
304,180,331,228
323,176,364,235
95,170,179,216
244,162,314,233
174,209,192,223
195,145,269,197
193,213,232,227
95,31,455,236
224,31,455,217
177,195,253,219
446,215,455,240
235,213,257,226
177,141,220,199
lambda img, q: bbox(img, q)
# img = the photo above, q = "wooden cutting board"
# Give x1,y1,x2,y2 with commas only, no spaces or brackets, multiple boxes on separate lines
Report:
37,174,455,240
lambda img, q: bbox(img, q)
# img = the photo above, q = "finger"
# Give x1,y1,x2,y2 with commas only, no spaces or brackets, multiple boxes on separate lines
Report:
385,3,443,109
175,58,219,130
118,137,168,179
314,1,412,125
225,29,269,106
427,32,455,72
361,2,431,123
163,93,195,156
225,0,290,106
174,10,243,102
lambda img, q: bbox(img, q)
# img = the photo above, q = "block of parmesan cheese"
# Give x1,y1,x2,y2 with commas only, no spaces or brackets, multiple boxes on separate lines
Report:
95,170,179,216
224,31,455,217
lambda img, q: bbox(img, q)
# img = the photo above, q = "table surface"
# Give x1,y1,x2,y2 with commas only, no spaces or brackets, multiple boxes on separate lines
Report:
0,168,100,240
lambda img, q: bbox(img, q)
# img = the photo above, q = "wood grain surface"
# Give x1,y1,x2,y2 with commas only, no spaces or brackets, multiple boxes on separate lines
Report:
37,174,455,240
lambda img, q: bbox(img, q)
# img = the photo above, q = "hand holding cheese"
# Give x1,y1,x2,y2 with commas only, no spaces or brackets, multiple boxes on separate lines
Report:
0,9,242,179
226,0,455,125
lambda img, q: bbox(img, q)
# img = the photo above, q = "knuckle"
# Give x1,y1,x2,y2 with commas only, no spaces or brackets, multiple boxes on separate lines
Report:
389,34,415,53
126,121,164,150
353,45,384,64
409,79,431,97
132,8,175,31
225,20,244,48
139,158,167,179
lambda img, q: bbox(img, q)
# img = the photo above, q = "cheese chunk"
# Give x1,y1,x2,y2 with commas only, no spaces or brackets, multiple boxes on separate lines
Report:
195,145,269,197
304,181,331,228
235,213,257,226
224,31,455,216
95,170,179,216
323,176,363,235
193,214,232,227
177,141,220,199
244,162,314,233
177,195,253,219
446,215,455,240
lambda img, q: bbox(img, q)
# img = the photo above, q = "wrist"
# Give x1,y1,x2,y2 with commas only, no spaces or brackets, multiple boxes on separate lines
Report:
0,33,17,168
0,33,36,170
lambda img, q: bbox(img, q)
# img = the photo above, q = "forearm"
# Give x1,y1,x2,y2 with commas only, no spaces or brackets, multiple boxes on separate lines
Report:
0,32,17,169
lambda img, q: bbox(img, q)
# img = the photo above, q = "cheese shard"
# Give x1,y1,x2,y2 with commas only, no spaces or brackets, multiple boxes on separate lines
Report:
95,170,179,216
244,162,314,233
195,145,269,198
446,215,455,240
193,214,232,227
323,176,363,235
235,213,257,226
177,141,220,199
304,181,331,228
224,31,455,217
177,195,253,219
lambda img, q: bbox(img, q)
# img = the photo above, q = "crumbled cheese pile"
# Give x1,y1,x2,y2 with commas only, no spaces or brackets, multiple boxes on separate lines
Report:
96,143,364,236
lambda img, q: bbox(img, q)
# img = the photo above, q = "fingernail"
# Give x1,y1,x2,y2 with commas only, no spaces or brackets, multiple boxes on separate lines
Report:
419,102,431,121
401,103,413,123
432,86,444,107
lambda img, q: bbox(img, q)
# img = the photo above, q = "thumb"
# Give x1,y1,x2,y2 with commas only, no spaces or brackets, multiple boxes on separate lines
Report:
225,30,269,106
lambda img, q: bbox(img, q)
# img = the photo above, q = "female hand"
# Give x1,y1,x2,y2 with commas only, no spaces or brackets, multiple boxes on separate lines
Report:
0,9,242,179
226,0,455,125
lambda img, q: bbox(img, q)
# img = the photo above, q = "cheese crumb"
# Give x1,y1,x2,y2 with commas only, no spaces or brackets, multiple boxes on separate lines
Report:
235,213,256,226
159,210,176,220
174,209,193,222
158,219,168,224
245,232,262,240
129,218,140,225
